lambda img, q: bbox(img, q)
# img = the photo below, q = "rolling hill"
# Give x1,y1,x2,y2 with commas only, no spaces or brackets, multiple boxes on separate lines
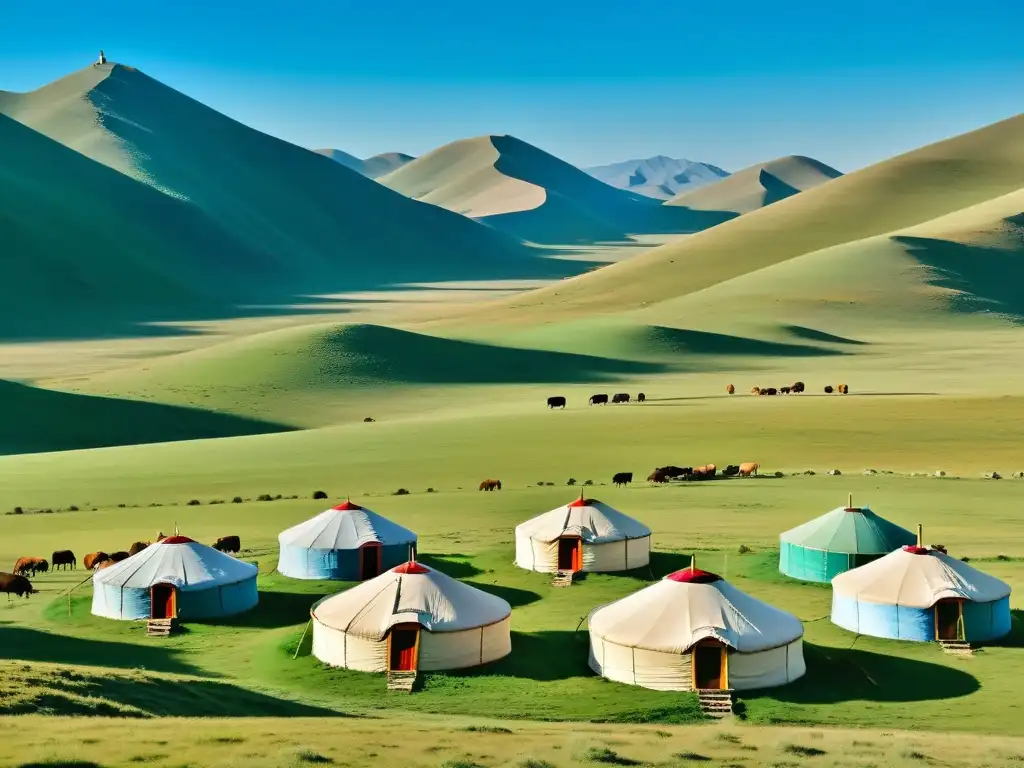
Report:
664,155,842,213
585,155,729,200
429,113,1024,331
379,134,734,244
313,148,415,178
0,63,568,328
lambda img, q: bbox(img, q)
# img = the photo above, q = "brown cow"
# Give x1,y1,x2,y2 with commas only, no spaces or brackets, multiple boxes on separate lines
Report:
0,572,36,600
84,552,111,570
97,559,118,569
478,479,502,491
739,462,760,477
51,550,76,571
726,384,735,395
213,535,241,553
128,541,150,556
109,551,130,563
691,464,717,479
838,384,849,394
14,557,44,577
750,386,760,395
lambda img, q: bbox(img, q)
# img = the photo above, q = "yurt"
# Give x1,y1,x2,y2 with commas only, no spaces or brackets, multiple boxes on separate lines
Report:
779,494,916,583
588,562,805,691
91,535,258,621
278,500,417,581
515,495,651,573
831,526,1012,643
311,559,511,673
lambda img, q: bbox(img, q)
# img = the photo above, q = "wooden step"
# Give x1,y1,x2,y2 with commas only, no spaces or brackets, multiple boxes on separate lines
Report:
939,639,974,656
697,689,734,717
145,618,178,637
387,671,417,693
552,571,575,588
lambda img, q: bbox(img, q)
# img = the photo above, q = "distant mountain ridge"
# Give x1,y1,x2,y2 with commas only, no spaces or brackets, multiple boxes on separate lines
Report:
585,155,730,200
313,148,415,178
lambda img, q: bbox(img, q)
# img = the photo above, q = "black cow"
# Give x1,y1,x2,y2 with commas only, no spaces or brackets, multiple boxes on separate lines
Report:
612,472,633,487
612,393,630,404
547,396,567,409
723,465,740,476
0,572,35,600
213,535,241,554
637,393,646,402
589,394,609,405
51,550,76,571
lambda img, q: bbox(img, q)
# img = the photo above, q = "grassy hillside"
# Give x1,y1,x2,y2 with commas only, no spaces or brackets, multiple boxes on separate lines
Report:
0,65,577,308
665,155,842,213
380,135,733,244
429,113,1024,326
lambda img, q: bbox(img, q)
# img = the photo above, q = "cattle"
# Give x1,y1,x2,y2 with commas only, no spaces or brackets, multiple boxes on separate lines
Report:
824,385,834,394
547,396,567,409
838,384,849,394
128,541,150,556
478,479,502,491
791,381,805,394
612,393,630,404
109,551,130,563
691,464,717,480
0,572,35,600
726,384,735,395
649,466,691,483
612,472,633,487
213,535,241,554
648,470,667,483
97,559,118,570
589,394,609,405
13,557,47,577
723,465,740,477
763,388,778,396
637,393,646,403
51,550,76,571
780,386,791,395
84,552,110,570
750,386,760,395
739,462,760,477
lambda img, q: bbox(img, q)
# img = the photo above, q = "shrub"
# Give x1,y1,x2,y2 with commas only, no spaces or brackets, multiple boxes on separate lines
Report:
209,499,225,505
257,494,273,502
393,488,410,496
582,747,639,766
427,488,436,493
737,544,752,554
68,505,79,512
545,482,555,486
275,494,283,500
519,760,555,768
782,744,826,757
462,725,513,734
567,478,577,486
118,503,127,508
583,479,594,486
293,749,335,764
536,481,546,486
12,506,23,515
312,490,328,500
961,556,971,562
187,499,201,506
672,754,711,762
232,496,244,504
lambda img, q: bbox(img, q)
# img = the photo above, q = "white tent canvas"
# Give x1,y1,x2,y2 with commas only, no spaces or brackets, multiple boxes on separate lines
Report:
279,502,416,549
515,496,651,573
588,568,805,691
311,561,512,672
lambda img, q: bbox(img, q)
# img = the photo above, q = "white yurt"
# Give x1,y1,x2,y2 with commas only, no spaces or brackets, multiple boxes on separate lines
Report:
311,560,512,672
92,535,259,621
588,564,806,691
515,495,651,573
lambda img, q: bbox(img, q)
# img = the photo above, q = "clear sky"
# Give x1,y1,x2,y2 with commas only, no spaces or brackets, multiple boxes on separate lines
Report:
2,0,1022,172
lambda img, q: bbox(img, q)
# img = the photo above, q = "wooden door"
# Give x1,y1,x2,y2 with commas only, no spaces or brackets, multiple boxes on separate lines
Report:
558,537,581,571
389,626,420,671
693,643,726,690
151,584,176,619
935,600,963,641
360,543,382,580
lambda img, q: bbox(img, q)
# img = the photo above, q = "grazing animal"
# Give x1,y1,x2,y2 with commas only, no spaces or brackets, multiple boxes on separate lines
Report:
612,393,630,404
213,535,241,553
739,462,760,477
764,388,778,396
726,384,735,395
547,396,567,409
838,384,849,394
13,557,47,576
0,572,36,600
750,386,760,395
791,381,805,394
612,472,633,487
589,394,609,405
824,385,834,394
128,541,150,556
84,552,110,570
51,550,76,571
723,465,740,477
98,559,118,569
780,386,791,394
691,464,717,480
478,479,502,491
109,551,130,563
648,470,667,483
637,393,645,402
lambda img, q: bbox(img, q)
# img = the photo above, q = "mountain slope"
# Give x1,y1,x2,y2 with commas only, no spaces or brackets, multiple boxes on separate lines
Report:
0,64,550,296
312,148,365,173
313,149,414,178
585,156,729,200
432,113,1024,326
379,135,733,244
664,155,842,213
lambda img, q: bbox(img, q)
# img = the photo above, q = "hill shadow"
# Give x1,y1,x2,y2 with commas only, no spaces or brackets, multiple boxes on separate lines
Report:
999,609,1024,648
0,380,294,456
441,630,592,682
417,554,483,579
781,325,870,346
645,327,848,358
755,642,979,703
0,623,205,676
464,582,541,609
206,590,320,629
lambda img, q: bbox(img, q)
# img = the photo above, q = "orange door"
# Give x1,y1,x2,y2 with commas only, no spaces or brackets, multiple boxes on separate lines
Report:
151,584,176,619
360,543,382,580
558,537,581,571
693,642,725,689
389,626,419,671
935,600,962,640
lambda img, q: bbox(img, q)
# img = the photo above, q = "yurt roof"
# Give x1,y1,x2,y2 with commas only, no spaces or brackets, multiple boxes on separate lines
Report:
92,536,257,591
779,504,915,554
278,501,417,549
516,497,651,544
831,545,1011,607
312,561,510,640
588,568,803,654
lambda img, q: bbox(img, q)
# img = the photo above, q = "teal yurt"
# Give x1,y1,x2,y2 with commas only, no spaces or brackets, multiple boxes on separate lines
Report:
779,494,916,583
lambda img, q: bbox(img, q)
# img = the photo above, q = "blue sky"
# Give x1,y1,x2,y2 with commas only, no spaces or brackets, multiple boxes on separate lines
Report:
2,0,1022,171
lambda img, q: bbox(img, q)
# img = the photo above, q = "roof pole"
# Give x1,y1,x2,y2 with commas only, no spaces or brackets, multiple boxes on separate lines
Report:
917,524,923,548
848,493,852,510
690,554,695,573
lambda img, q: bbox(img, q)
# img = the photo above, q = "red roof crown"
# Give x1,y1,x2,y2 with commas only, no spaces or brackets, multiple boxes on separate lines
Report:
902,545,932,555
568,497,598,507
332,501,363,511
392,561,430,574
666,568,721,584
161,535,194,545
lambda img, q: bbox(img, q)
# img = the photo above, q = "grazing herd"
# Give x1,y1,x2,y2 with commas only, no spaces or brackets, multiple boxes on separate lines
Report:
4,533,243,599
647,461,758,483
550,382,852,409
546,393,645,408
